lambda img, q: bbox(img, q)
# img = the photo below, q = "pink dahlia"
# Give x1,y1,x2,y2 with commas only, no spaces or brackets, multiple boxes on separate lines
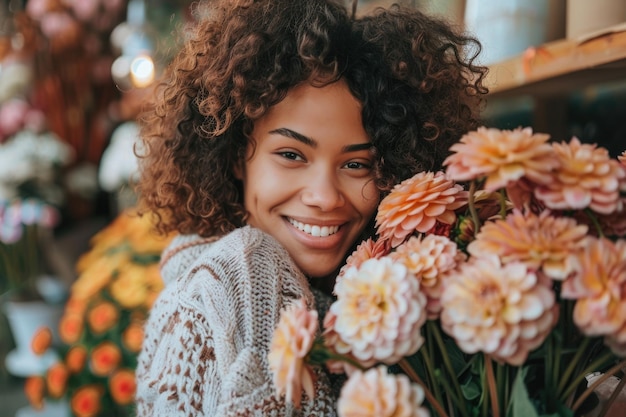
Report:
534,137,626,215
391,234,466,319
376,171,466,248
329,257,427,365
467,209,588,280
441,256,558,365
337,366,429,417
619,151,625,166
443,126,558,192
338,238,389,279
268,298,318,407
561,238,626,342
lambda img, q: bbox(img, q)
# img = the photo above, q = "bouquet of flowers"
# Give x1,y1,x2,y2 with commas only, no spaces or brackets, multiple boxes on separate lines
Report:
24,209,175,417
269,127,626,417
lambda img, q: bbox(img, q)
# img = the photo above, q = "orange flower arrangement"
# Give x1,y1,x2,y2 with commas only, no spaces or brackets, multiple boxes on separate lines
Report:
24,209,175,417
270,127,626,417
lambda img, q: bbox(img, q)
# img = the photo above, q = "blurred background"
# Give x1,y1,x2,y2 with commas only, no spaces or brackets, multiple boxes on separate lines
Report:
0,0,625,416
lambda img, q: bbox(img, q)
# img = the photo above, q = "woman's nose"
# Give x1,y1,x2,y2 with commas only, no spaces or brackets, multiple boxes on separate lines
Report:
300,170,345,211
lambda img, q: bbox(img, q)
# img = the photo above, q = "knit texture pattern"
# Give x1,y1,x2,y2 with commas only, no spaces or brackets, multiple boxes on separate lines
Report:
136,226,338,416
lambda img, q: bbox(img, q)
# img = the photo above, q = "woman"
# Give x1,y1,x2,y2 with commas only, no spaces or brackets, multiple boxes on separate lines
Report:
135,0,487,415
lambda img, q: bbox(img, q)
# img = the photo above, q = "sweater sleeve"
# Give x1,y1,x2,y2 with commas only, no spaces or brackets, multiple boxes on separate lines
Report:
135,227,338,417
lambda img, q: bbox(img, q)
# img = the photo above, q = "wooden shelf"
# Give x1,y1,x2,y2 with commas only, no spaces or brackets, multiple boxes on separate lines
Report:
486,23,626,99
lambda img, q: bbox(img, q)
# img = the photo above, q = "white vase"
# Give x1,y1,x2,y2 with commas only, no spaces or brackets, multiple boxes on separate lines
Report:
15,400,70,417
2,299,63,378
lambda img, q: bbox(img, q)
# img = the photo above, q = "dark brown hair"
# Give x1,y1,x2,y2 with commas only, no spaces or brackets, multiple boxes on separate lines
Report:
136,0,488,238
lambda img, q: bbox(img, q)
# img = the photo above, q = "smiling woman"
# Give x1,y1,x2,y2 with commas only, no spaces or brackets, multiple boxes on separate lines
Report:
235,81,379,280
133,0,487,415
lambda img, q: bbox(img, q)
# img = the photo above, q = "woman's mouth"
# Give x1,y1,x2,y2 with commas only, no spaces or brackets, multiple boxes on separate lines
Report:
287,218,340,237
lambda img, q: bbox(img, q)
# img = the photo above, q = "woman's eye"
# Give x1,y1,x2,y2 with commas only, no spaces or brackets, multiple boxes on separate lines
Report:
278,151,304,161
344,161,371,170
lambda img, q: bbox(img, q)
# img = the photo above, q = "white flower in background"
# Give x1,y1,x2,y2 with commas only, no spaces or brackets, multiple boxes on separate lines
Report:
98,121,141,192
66,163,100,200
0,130,74,202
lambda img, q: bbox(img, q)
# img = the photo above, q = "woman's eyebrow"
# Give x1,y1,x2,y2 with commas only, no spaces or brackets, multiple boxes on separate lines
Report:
269,128,316,147
269,127,373,153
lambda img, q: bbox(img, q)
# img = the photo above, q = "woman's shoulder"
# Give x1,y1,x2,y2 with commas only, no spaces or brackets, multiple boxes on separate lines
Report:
161,226,308,296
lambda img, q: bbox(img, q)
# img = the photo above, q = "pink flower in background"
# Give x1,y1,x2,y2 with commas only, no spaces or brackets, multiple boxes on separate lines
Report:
0,99,29,140
534,138,626,215
268,298,318,408
375,171,466,248
561,238,626,353
443,126,558,192
441,255,558,365
328,257,427,365
467,209,588,280
619,151,626,166
391,234,466,319
337,366,429,417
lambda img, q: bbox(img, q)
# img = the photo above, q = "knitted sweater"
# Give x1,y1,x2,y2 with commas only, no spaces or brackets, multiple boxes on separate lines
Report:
135,226,338,416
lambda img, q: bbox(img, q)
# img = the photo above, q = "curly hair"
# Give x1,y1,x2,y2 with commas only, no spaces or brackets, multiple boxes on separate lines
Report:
136,0,488,238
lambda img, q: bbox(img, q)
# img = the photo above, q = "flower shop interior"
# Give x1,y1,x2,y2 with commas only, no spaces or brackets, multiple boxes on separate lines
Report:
1,0,626,416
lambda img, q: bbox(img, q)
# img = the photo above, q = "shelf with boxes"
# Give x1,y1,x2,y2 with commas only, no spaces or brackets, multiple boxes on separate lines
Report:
485,23,626,100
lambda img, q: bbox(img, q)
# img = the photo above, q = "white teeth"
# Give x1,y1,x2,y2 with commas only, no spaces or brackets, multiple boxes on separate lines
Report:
288,219,339,237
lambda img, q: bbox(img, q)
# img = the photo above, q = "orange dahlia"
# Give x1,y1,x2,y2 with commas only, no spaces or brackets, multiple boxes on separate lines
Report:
376,171,466,248
467,209,588,280
268,298,318,408
109,369,136,405
58,313,84,345
31,326,53,355
90,341,122,376
122,322,145,353
66,345,88,374
24,376,45,410
441,256,558,365
534,137,626,215
329,257,427,365
391,234,466,319
87,301,119,334
561,237,626,345
337,366,429,417
443,126,558,192
70,385,103,417
46,362,69,398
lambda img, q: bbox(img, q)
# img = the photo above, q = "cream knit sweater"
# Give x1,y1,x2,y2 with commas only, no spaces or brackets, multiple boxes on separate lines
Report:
136,226,338,416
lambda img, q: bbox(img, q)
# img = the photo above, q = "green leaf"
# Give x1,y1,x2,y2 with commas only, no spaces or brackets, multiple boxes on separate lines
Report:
508,367,539,417
461,378,481,400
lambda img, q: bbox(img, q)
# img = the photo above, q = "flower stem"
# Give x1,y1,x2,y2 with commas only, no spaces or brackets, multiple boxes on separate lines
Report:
583,208,604,238
561,350,616,403
484,354,500,417
498,188,507,218
419,345,445,406
399,358,449,417
571,359,626,412
557,337,590,396
428,321,469,417
468,180,481,234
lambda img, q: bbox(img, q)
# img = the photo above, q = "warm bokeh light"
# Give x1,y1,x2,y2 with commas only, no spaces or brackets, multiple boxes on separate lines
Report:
129,55,155,88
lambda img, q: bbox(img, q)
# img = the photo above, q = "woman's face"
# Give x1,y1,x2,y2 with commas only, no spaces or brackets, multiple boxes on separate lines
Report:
234,80,380,279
